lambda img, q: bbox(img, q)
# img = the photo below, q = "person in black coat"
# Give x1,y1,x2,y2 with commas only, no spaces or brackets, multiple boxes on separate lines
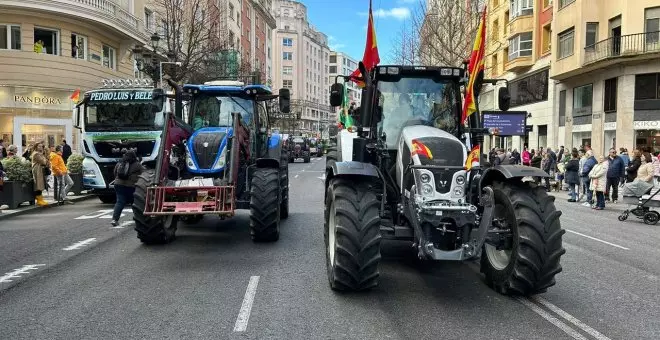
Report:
60,140,72,164
564,151,581,202
626,150,642,183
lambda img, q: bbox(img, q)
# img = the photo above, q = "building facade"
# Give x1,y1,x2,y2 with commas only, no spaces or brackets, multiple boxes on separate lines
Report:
271,0,332,135
328,51,361,122
552,0,660,156
240,0,276,84
481,0,554,153
0,0,153,153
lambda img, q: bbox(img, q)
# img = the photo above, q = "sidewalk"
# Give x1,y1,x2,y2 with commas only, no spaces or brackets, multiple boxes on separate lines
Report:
0,186,95,221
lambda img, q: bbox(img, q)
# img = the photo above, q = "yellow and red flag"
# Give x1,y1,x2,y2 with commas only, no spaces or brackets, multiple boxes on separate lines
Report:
461,6,487,125
70,89,81,103
465,145,480,171
349,0,380,88
411,139,433,159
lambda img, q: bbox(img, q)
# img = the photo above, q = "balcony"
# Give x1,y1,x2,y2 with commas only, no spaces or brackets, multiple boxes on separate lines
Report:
505,55,534,72
508,15,533,38
584,31,660,65
0,0,149,43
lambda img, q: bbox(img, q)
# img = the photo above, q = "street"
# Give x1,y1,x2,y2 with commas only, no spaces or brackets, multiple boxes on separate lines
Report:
1,157,659,340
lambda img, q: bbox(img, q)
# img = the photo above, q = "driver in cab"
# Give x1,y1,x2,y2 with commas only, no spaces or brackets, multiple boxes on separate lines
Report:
193,106,210,130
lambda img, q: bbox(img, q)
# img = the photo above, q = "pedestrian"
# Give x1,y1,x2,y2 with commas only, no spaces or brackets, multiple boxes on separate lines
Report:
605,148,625,204
111,150,143,227
577,150,587,200
589,155,608,210
531,150,543,184
652,151,660,185
565,151,580,202
635,152,655,184
557,146,565,162
541,153,552,190
522,147,531,166
7,145,17,158
60,140,72,164
619,147,630,167
581,150,597,206
31,143,49,207
625,149,642,183
50,145,74,204
23,144,33,161
0,139,6,159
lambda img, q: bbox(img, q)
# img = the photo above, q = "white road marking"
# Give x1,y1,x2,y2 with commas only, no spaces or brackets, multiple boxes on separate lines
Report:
565,229,629,250
294,174,299,178
0,264,46,283
233,276,260,332
533,297,612,340
75,209,131,220
111,221,135,229
62,238,97,251
516,297,589,340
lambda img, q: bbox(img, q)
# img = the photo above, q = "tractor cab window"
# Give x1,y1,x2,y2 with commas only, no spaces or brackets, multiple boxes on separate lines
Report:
191,94,254,130
376,77,460,149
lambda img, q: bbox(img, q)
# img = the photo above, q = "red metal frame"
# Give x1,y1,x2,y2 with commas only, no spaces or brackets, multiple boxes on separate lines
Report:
144,185,235,216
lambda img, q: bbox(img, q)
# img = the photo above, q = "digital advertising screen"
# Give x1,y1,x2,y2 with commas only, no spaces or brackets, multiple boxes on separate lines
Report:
482,111,527,136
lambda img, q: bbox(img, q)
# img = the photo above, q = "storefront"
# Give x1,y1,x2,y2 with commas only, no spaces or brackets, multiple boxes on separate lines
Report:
633,120,660,153
603,122,616,155
0,86,76,155
572,124,592,149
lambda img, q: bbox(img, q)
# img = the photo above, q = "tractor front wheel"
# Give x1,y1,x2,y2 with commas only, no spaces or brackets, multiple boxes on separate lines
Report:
249,168,281,242
132,169,178,245
279,147,289,220
480,181,565,295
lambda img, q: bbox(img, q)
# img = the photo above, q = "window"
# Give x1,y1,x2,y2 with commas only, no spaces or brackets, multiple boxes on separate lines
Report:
559,0,574,9
542,24,552,53
558,28,574,59
283,51,292,60
503,11,509,34
635,73,660,100
71,33,87,59
229,31,235,48
559,90,566,126
543,0,551,8
573,84,593,109
493,19,499,41
508,32,532,60
491,54,498,76
34,27,59,55
604,77,618,112
510,0,533,19
284,25,290,30
645,7,660,44
282,79,293,89
509,69,549,107
229,4,234,20
585,22,598,48
283,66,293,75
144,9,154,32
0,24,21,50
283,38,293,46
102,45,116,69
255,37,259,49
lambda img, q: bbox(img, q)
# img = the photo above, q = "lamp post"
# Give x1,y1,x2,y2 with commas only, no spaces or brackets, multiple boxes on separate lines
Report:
133,32,177,87
160,61,182,88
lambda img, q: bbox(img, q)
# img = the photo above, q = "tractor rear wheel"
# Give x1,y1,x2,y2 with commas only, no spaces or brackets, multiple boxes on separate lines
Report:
249,168,280,242
480,181,565,295
324,178,381,291
279,146,289,220
132,169,178,245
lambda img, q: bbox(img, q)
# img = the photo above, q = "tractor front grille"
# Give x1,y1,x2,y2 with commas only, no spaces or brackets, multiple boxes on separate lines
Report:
191,132,225,169
432,169,460,194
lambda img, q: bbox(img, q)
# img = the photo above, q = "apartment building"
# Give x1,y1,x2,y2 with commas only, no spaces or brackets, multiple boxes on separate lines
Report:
239,0,276,84
271,0,333,135
552,0,660,156
0,0,153,152
328,51,362,122
481,0,554,152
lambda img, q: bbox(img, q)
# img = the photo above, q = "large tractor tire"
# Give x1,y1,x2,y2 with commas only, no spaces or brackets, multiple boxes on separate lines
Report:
98,194,116,204
279,146,289,220
324,178,382,291
132,169,178,245
304,155,311,163
249,168,281,242
326,139,338,169
480,181,565,296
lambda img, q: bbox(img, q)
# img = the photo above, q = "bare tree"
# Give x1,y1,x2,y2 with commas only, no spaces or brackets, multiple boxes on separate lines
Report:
390,21,420,65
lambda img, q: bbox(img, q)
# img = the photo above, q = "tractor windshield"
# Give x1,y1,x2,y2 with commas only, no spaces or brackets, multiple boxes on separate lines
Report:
191,94,253,130
376,77,460,149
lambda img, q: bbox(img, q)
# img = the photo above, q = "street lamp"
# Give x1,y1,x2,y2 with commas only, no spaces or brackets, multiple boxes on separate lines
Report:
133,32,177,86
160,61,182,88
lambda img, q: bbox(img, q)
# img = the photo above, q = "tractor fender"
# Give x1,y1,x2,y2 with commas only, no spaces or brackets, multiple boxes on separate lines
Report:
256,133,283,168
479,165,550,190
327,161,380,179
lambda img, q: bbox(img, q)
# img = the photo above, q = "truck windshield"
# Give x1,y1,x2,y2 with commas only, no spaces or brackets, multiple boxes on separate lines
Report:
85,101,165,132
191,94,253,130
376,77,460,148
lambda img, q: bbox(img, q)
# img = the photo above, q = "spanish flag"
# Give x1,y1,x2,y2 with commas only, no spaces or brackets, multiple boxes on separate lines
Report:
465,145,480,171
411,139,433,159
70,89,81,104
461,6,487,125
349,0,380,88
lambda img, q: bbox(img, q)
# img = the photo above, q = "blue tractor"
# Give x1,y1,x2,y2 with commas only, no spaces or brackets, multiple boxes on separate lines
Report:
132,79,291,244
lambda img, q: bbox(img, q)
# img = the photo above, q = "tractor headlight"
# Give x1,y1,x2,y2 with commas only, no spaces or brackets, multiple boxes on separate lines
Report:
186,151,197,170
212,146,228,170
422,184,434,196
456,175,466,185
453,187,464,196
420,173,431,183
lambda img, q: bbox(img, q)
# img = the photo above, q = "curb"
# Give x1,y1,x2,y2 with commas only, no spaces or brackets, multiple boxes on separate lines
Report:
0,194,96,221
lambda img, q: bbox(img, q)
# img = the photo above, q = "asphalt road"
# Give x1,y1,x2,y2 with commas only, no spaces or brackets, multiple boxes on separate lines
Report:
0,157,658,339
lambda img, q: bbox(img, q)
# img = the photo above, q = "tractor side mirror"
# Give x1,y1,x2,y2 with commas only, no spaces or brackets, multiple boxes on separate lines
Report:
330,83,344,107
279,88,290,113
498,87,511,112
73,107,81,129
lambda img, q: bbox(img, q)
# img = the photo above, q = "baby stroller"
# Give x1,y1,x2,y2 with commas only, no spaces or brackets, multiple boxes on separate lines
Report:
618,180,660,225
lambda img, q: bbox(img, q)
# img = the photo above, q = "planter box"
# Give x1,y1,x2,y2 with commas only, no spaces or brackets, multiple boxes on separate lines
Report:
70,173,83,195
0,181,35,209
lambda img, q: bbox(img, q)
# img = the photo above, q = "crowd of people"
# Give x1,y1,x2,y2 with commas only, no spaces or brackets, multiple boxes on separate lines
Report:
488,145,660,210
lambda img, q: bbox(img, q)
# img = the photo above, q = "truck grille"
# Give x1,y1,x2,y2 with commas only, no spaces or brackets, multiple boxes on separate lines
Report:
93,140,156,158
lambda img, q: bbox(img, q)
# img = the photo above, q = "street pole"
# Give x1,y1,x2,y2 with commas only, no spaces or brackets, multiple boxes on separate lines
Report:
159,61,182,88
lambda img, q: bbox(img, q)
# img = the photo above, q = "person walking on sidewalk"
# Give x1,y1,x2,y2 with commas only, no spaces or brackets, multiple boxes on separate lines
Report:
31,143,49,207
50,145,74,204
605,148,625,204
565,151,580,202
581,150,597,206
111,150,143,227
589,155,608,210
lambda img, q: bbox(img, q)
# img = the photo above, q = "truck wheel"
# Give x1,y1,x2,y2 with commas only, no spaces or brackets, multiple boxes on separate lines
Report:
133,169,177,245
324,178,381,291
279,147,289,220
304,155,311,163
98,194,116,204
250,168,280,242
480,181,565,295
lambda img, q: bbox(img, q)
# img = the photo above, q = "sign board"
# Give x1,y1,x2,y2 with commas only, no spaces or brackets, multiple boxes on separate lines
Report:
0,86,72,111
572,124,592,133
482,111,527,136
604,122,616,130
88,90,154,102
633,121,660,130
